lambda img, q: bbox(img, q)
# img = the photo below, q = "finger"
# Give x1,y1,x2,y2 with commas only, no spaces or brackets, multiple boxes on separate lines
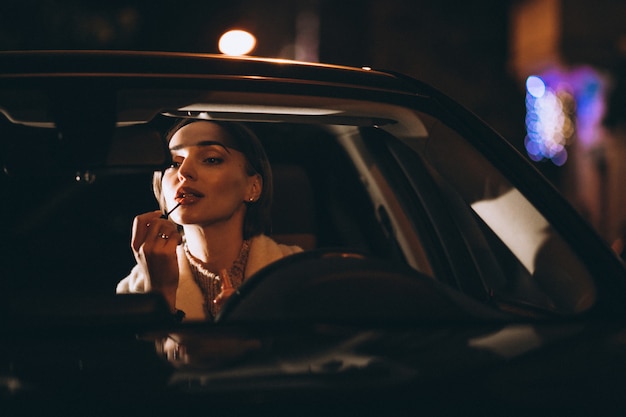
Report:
155,231,173,243
158,230,183,246
147,223,181,253
131,211,163,252
152,222,181,245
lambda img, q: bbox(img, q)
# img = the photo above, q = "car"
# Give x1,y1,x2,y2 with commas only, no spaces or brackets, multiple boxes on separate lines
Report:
1,50,625,416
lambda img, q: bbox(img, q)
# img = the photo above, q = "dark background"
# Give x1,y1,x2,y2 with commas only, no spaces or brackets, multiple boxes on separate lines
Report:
0,0,523,139
2,0,623,157
1,0,625,244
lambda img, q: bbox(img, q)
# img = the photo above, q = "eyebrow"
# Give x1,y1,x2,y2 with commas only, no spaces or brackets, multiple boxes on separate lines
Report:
169,140,232,153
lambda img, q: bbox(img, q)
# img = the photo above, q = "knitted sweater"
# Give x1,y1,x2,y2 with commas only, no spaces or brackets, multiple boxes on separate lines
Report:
116,234,302,320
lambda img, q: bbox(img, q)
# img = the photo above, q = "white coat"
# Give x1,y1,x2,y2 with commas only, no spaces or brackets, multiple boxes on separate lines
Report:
116,234,302,320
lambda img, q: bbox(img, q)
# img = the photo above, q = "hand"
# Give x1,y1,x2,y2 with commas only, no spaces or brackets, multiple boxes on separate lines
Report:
131,210,182,310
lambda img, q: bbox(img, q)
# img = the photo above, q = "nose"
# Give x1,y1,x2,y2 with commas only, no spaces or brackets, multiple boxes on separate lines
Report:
177,158,196,181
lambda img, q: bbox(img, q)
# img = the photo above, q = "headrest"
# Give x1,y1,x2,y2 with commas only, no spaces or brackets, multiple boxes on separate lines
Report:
270,164,317,250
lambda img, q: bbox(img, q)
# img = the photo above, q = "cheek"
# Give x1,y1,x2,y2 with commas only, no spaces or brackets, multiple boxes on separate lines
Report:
211,174,248,198
210,164,252,196
160,174,178,199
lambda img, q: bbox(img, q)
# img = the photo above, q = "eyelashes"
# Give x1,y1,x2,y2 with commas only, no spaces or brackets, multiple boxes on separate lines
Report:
164,156,224,172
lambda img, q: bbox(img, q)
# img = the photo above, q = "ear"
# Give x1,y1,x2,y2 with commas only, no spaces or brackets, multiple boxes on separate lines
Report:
247,173,263,203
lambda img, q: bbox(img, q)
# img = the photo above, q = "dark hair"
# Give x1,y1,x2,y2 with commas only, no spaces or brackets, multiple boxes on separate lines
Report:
153,119,273,239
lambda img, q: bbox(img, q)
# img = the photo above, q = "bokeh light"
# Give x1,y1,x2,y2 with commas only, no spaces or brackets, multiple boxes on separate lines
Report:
218,30,256,56
524,75,572,166
526,75,546,98
523,68,604,167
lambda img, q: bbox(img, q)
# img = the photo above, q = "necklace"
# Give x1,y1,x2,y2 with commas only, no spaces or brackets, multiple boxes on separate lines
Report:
184,239,251,319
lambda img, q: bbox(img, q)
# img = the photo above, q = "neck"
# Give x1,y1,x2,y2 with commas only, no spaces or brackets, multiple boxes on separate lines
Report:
183,222,245,273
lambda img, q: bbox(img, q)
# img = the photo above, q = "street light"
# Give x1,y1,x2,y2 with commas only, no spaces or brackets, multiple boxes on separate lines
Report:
218,30,256,56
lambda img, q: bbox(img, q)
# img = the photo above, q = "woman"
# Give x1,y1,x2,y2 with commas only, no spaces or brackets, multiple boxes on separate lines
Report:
116,119,302,321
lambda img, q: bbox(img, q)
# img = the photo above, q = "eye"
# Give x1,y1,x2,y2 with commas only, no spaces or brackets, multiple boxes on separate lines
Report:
164,157,182,172
203,157,223,165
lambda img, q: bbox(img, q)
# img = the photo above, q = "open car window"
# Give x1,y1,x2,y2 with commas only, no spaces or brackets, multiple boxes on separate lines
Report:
0,86,601,320
377,114,597,315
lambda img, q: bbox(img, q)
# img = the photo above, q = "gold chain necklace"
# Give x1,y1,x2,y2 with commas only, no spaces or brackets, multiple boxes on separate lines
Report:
183,240,251,319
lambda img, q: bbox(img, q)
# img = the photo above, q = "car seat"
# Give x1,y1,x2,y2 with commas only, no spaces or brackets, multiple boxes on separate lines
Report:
270,164,317,250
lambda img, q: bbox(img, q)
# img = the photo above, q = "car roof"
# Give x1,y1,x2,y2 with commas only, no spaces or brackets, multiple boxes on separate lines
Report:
0,50,429,96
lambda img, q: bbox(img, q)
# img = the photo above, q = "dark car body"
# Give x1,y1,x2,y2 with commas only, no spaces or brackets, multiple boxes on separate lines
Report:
1,51,625,416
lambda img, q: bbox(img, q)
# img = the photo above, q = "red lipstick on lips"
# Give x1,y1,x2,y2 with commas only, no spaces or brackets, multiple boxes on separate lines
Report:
175,187,204,205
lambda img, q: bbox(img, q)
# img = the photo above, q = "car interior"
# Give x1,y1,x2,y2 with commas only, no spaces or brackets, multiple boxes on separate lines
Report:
0,88,599,322
0,116,399,293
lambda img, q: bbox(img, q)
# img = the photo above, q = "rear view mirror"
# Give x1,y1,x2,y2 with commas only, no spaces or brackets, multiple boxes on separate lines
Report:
106,124,169,172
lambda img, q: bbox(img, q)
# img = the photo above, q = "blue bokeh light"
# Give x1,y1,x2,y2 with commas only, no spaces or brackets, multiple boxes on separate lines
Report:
524,74,572,165
526,76,546,98
524,68,604,166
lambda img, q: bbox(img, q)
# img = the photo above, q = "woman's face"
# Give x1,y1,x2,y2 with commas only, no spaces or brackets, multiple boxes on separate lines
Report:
161,121,260,228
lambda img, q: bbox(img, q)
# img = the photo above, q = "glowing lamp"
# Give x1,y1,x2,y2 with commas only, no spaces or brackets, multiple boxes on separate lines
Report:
219,30,256,56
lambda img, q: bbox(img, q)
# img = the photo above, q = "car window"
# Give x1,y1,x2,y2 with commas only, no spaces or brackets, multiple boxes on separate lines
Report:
383,113,597,316
0,85,598,318
250,122,397,256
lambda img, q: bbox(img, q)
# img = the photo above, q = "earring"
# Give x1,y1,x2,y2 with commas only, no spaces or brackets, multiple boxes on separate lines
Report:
249,197,254,202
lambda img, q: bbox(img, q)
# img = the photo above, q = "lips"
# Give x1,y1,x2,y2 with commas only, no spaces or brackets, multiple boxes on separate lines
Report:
175,187,204,204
